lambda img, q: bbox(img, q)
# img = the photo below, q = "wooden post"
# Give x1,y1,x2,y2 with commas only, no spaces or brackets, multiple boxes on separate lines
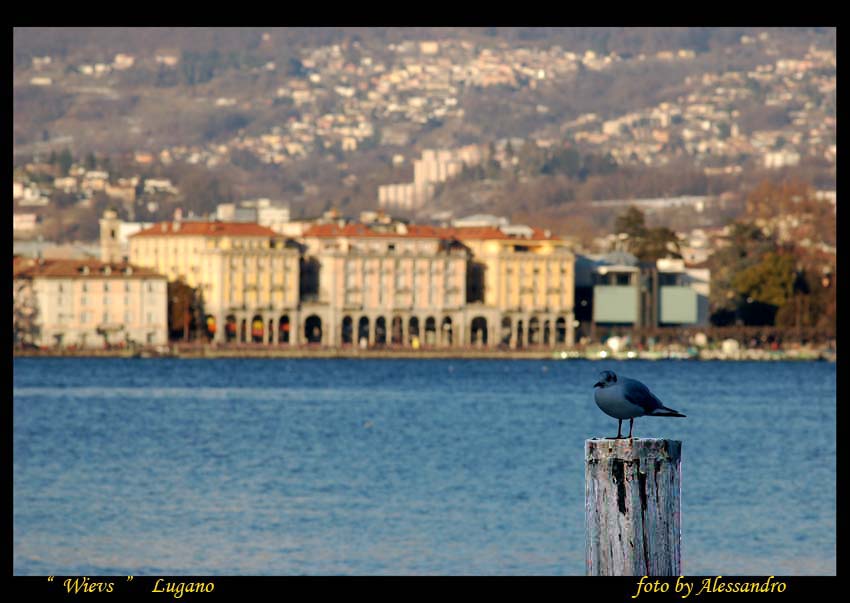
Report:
585,438,682,576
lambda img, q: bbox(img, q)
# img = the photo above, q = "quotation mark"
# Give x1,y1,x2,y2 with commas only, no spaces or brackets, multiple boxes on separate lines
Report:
127,576,134,581
48,576,54,582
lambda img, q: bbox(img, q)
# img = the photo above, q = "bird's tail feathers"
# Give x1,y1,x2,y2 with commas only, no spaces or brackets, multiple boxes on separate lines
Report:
651,406,687,418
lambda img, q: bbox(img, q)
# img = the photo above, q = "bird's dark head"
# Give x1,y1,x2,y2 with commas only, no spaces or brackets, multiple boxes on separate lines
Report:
594,370,618,388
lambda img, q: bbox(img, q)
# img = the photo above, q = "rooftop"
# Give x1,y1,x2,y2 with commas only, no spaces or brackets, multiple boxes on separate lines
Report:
302,223,561,241
131,221,279,238
13,257,165,279
303,223,446,239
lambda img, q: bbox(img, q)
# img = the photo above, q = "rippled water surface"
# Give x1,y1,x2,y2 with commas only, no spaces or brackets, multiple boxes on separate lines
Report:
13,358,836,575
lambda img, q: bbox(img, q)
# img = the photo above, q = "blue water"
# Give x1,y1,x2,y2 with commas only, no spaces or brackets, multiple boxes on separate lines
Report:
13,358,836,575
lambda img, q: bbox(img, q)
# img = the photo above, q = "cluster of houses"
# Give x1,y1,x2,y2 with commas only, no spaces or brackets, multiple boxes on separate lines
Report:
23,32,831,176
13,161,180,237
568,43,835,170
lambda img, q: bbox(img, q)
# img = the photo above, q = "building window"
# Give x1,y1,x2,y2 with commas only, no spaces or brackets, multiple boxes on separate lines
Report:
81,295,87,306
379,274,388,304
81,312,88,323
147,312,153,324
103,311,109,324
125,282,131,292
659,273,683,287
104,282,110,292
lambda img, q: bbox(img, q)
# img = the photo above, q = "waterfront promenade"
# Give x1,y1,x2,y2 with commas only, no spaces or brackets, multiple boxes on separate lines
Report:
13,343,836,361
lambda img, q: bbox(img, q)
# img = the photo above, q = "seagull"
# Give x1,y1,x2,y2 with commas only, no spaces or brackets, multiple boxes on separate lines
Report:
593,370,686,439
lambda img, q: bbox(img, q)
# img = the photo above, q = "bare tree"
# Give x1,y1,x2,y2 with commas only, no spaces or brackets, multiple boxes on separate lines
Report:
13,279,40,348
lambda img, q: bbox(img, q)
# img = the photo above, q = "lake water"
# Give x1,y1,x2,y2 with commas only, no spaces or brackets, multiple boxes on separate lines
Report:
13,358,836,575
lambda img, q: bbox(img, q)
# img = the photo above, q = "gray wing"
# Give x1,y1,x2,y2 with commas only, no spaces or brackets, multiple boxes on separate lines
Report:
621,378,665,413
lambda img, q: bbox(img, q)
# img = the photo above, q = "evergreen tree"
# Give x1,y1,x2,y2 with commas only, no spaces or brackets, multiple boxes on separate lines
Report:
613,206,680,262
58,148,73,176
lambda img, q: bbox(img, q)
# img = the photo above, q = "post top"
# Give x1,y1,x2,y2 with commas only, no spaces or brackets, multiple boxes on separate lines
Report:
585,437,682,462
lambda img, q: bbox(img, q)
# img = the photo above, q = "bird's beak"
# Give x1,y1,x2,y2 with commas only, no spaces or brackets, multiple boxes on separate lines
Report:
593,381,603,388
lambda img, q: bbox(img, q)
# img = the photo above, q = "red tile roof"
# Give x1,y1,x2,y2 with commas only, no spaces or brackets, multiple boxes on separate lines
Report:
443,226,559,241
302,223,560,241
131,221,279,238
13,257,165,279
303,223,445,239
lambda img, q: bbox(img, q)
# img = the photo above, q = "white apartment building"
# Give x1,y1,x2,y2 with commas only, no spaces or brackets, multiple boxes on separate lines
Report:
13,257,168,348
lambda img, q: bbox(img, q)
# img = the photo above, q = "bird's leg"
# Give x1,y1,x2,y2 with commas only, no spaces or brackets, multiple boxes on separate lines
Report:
615,419,623,439
628,418,634,439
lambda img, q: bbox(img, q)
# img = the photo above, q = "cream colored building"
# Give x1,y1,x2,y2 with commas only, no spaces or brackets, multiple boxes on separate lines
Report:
115,211,576,349
301,222,470,347
13,256,168,348
301,220,576,348
128,220,301,344
448,224,576,347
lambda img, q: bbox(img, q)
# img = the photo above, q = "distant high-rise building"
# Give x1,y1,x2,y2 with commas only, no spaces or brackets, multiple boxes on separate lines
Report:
378,145,485,212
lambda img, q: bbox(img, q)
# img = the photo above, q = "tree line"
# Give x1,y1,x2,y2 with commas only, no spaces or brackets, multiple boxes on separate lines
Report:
610,180,834,332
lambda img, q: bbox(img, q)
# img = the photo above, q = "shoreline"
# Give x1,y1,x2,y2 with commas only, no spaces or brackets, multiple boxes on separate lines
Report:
13,346,836,362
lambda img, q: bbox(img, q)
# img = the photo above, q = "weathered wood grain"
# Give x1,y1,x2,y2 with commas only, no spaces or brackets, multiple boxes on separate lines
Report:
585,438,682,576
